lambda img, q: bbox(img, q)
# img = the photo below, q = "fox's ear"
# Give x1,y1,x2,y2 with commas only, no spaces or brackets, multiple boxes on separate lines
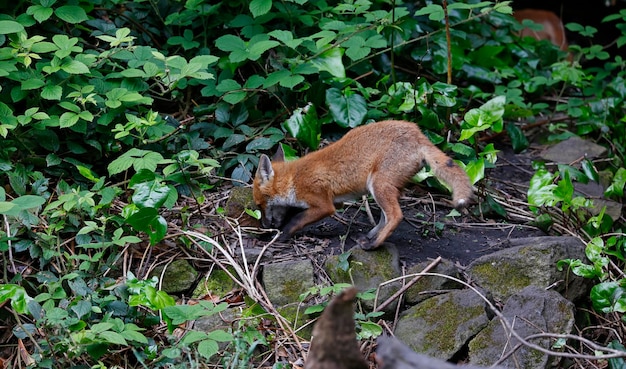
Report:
256,154,274,184
272,144,285,162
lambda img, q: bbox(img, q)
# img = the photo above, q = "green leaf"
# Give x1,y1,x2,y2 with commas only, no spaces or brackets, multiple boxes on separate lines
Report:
107,148,165,176
310,48,345,78
268,30,302,49
590,281,626,313
358,321,383,339
464,158,485,186
131,180,173,209
215,34,246,52
9,195,46,214
121,329,149,344
27,4,54,23
246,137,276,151
505,123,529,153
607,341,626,369
283,103,320,150
98,331,128,346
54,5,88,24
0,20,25,34
527,168,558,208
580,159,599,183
125,207,168,245
415,4,444,21
59,112,80,128
605,168,626,198
0,284,31,314
0,202,17,214
41,85,63,100
250,0,272,18
60,60,89,74
325,88,367,128
197,339,219,360
22,79,45,90
207,330,233,342
248,39,280,60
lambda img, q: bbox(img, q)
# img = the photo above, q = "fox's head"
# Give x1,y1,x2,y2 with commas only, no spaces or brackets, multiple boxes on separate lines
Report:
253,153,285,228
254,147,308,230
254,144,297,229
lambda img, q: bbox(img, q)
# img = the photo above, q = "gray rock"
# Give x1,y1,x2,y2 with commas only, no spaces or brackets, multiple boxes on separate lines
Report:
467,236,589,302
468,285,575,369
325,244,402,313
151,259,198,293
541,136,607,164
263,259,315,307
575,181,622,221
377,336,507,369
394,288,490,361
192,268,239,299
404,258,463,305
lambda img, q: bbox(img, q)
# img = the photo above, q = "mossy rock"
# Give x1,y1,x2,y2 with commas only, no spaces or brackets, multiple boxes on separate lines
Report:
192,267,238,299
468,286,575,368
150,259,198,294
324,245,401,314
404,258,463,305
277,303,314,340
225,186,260,227
467,236,589,302
394,288,489,361
263,259,315,307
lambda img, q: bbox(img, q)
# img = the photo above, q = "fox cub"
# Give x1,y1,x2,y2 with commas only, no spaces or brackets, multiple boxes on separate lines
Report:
253,120,473,250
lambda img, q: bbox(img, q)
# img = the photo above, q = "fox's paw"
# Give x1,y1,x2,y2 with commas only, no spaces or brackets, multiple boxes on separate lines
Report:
276,231,291,243
354,234,379,251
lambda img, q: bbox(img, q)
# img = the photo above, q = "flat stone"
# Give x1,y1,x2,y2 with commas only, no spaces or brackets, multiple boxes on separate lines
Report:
541,136,607,165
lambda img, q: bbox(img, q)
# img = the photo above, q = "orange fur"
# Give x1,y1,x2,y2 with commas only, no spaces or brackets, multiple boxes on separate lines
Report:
253,120,473,250
514,9,569,52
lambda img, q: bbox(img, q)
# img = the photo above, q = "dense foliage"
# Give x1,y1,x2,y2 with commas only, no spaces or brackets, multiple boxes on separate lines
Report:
0,0,625,367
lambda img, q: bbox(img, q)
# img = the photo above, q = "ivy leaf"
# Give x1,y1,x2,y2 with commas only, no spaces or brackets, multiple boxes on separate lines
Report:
590,281,626,313
283,103,320,150
527,168,558,209
605,167,626,198
131,180,173,209
463,158,485,186
250,0,272,18
325,88,367,128
505,122,529,153
125,207,167,245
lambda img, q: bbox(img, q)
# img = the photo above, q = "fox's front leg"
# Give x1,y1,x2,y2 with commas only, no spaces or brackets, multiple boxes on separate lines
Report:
280,202,336,240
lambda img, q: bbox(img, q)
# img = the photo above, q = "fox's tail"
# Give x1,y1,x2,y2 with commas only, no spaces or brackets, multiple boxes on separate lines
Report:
421,145,473,208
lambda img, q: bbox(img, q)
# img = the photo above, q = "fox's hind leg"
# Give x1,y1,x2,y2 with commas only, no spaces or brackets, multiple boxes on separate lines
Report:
357,178,403,250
